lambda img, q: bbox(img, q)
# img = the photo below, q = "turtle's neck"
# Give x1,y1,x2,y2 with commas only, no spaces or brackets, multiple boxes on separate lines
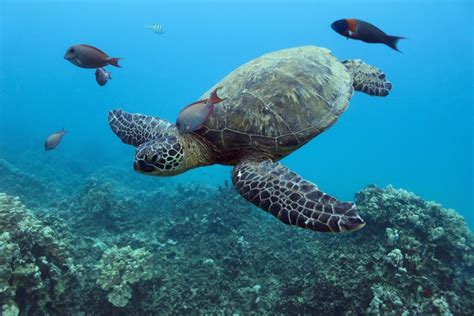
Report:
177,132,216,170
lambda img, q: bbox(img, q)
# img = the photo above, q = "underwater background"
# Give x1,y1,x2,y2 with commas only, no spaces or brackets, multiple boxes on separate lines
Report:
0,0,473,315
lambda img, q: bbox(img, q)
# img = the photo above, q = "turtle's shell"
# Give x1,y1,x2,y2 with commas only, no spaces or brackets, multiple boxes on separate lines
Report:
195,46,353,160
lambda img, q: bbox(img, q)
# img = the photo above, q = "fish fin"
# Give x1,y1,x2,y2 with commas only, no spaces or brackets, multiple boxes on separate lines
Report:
385,35,406,52
107,57,122,67
207,87,225,105
80,44,108,56
182,100,207,111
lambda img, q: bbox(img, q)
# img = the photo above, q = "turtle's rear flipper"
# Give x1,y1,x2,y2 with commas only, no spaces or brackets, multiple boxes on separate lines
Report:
232,160,365,233
108,109,173,147
343,59,392,97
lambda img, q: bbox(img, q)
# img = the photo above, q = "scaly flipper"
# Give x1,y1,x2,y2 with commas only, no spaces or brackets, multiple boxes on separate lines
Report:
343,59,392,96
108,109,174,147
232,160,365,233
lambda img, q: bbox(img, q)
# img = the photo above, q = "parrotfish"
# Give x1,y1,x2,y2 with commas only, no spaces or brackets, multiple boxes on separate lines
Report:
176,87,225,134
331,19,405,52
64,44,121,68
95,67,112,86
146,24,165,34
45,129,67,151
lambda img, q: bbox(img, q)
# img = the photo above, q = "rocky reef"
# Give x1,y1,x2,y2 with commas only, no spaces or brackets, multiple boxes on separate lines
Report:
0,193,77,315
0,160,54,208
96,245,154,307
0,166,473,315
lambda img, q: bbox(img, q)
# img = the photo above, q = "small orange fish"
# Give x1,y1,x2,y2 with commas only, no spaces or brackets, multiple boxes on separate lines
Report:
176,87,225,134
331,19,405,52
45,129,67,151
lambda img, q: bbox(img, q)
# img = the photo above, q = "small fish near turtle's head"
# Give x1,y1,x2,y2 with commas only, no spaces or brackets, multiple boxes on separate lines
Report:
331,19,350,37
176,87,225,134
134,137,186,176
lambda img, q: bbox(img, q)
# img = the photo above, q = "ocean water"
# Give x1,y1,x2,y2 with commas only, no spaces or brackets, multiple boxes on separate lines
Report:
0,0,473,313
1,0,472,224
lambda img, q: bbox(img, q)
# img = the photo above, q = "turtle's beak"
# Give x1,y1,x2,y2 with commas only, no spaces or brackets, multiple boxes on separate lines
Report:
134,160,155,173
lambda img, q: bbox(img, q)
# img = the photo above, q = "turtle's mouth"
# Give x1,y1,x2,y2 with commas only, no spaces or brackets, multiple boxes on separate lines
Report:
134,160,156,173
339,216,366,232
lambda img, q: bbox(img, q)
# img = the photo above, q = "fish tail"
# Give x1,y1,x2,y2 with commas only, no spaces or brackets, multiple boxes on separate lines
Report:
208,87,225,105
385,35,406,52
107,57,122,67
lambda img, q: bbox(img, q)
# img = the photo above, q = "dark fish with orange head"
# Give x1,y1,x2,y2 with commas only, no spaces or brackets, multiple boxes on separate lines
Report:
64,44,121,68
45,129,67,151
331,19,405,52
176,87,225,134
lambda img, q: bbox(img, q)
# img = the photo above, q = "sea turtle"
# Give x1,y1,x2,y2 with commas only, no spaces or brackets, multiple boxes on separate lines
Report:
108,46,392,233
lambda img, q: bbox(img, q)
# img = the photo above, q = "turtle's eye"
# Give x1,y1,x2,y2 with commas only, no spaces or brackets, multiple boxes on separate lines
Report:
145,153,159,163
70,48,74,53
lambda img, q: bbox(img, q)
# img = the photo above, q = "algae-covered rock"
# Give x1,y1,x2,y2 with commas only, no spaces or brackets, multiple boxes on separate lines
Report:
385,227,399,246
355,185,474,315
0,192,76,314
2,176,473,315
0,160,53,207
96,245,154,307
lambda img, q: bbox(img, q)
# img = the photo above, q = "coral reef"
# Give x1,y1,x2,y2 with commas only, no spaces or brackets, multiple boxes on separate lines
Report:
63,177,138,233
0,193,77,315
96,245,154,307
354,185,474,315
1,167,473,315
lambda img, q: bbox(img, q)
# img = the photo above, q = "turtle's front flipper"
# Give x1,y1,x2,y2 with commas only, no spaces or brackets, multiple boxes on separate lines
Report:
108,109,173,147
232,160,365,233
343,59,392,97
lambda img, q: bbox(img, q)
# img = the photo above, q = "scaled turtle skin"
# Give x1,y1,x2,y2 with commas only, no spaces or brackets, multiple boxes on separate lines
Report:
109,45,392,233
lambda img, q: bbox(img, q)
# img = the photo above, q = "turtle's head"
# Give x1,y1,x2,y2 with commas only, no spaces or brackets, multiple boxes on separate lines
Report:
108,109,213,176
134,135,187,176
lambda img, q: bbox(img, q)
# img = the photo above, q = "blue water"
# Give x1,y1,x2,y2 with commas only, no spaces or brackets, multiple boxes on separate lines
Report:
0,0,472,225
